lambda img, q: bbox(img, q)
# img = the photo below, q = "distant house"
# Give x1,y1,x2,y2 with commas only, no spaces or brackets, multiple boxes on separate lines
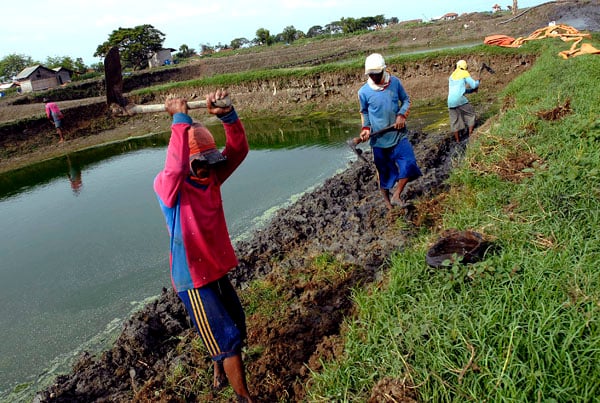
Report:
15,65,61,93
442,12,459,20
53,67,73,85
148,48,176,68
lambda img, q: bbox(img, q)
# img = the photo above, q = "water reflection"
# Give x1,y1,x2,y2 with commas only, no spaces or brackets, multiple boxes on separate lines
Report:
0,135,169,200
0,117,358,200
66,155,83,195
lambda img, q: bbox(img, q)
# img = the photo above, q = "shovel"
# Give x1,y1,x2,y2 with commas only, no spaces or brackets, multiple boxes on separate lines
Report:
346,124,398,163
103,46,231,116
476,62,495,82
480,62,495,75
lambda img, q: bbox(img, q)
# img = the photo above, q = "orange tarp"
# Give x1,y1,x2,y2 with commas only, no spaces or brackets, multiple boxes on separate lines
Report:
484,24,600,59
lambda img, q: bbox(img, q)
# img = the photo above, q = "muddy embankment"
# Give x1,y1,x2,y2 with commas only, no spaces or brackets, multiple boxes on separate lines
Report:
30,53,535,402
0,53,533,174
3,0,593,170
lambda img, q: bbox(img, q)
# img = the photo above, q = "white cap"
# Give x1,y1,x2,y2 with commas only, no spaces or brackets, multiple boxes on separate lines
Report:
365,53,386,75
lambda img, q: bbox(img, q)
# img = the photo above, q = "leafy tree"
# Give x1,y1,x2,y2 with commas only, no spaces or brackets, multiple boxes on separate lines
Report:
176,44,196,59
324,22,343,35
44,56,87,74
0,53,36,79
230,37,250,49
281,25,299,44
338,15,386,34
255,28,273,46
90,62,105,72
93,24,165,70
339,17,361,33
199,43,215,55
306,25,325,38
215,42,231,52
360,15,386,29
73,58,88,74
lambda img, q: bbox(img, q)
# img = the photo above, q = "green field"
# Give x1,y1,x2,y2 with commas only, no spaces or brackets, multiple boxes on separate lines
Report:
307,39,600,402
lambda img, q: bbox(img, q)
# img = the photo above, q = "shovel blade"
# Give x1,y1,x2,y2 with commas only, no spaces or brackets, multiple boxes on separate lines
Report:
347,139,369,163
481,62,495,74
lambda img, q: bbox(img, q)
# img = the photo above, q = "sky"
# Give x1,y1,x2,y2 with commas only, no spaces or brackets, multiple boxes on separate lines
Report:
1,0,546,67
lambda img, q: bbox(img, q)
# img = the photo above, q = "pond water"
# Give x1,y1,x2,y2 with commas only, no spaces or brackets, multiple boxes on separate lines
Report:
0,104,447,400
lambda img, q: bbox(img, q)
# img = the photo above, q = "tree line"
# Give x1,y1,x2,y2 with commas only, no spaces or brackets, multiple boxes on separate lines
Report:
0,14,397,81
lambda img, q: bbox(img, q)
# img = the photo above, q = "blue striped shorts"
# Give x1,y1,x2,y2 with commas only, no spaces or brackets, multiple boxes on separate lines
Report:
178,276,247,361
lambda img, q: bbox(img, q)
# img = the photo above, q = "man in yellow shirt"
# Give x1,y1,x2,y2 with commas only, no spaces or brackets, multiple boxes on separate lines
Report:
447,60,480,142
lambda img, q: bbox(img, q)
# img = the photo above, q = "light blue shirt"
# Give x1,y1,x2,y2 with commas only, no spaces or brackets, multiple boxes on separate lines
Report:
358,75,410,148
448,73,480,108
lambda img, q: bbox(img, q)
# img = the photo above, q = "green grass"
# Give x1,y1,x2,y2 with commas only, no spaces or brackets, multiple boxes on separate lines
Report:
307,39,600,401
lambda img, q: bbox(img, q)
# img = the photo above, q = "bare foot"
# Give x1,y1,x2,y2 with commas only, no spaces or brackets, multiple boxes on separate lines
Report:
391,196,413,210
213,361,228,392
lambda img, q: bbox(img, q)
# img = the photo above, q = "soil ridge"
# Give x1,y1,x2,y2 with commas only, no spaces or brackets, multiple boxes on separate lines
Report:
3,0,595,172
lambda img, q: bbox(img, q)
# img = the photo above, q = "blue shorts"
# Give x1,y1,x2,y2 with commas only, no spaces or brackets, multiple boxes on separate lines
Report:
178,276,247,361
373,137,422,190
51,112,63,128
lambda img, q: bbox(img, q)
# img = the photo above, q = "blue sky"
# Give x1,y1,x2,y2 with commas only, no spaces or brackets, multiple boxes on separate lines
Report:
1,0,546,66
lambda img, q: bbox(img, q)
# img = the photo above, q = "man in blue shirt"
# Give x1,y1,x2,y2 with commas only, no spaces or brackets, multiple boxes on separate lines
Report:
447,59,480,142
357,53,422,212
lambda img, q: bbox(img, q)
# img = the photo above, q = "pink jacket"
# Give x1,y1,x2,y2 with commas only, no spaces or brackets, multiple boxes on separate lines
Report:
45,102,63,119
153,110,249,291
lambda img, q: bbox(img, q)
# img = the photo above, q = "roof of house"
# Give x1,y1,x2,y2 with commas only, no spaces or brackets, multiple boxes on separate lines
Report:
53,66,73,74
15,65,56,80
0,82,18,90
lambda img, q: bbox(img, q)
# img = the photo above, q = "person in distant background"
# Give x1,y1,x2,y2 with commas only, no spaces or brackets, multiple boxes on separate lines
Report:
447,59,480,142
357,53,422,213
43,98,65,142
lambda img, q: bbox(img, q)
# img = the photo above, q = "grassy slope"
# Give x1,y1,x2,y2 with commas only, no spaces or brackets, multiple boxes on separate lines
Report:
308,40,600,401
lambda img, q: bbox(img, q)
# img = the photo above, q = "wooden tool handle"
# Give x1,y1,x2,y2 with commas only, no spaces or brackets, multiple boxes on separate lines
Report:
125,96,232,114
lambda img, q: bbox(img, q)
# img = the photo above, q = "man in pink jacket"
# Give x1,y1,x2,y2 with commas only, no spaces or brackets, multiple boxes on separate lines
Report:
43,98,65,142
154,91,253,402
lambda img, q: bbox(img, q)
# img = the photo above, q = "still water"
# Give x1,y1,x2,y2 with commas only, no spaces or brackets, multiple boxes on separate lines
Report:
0,117,364,399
